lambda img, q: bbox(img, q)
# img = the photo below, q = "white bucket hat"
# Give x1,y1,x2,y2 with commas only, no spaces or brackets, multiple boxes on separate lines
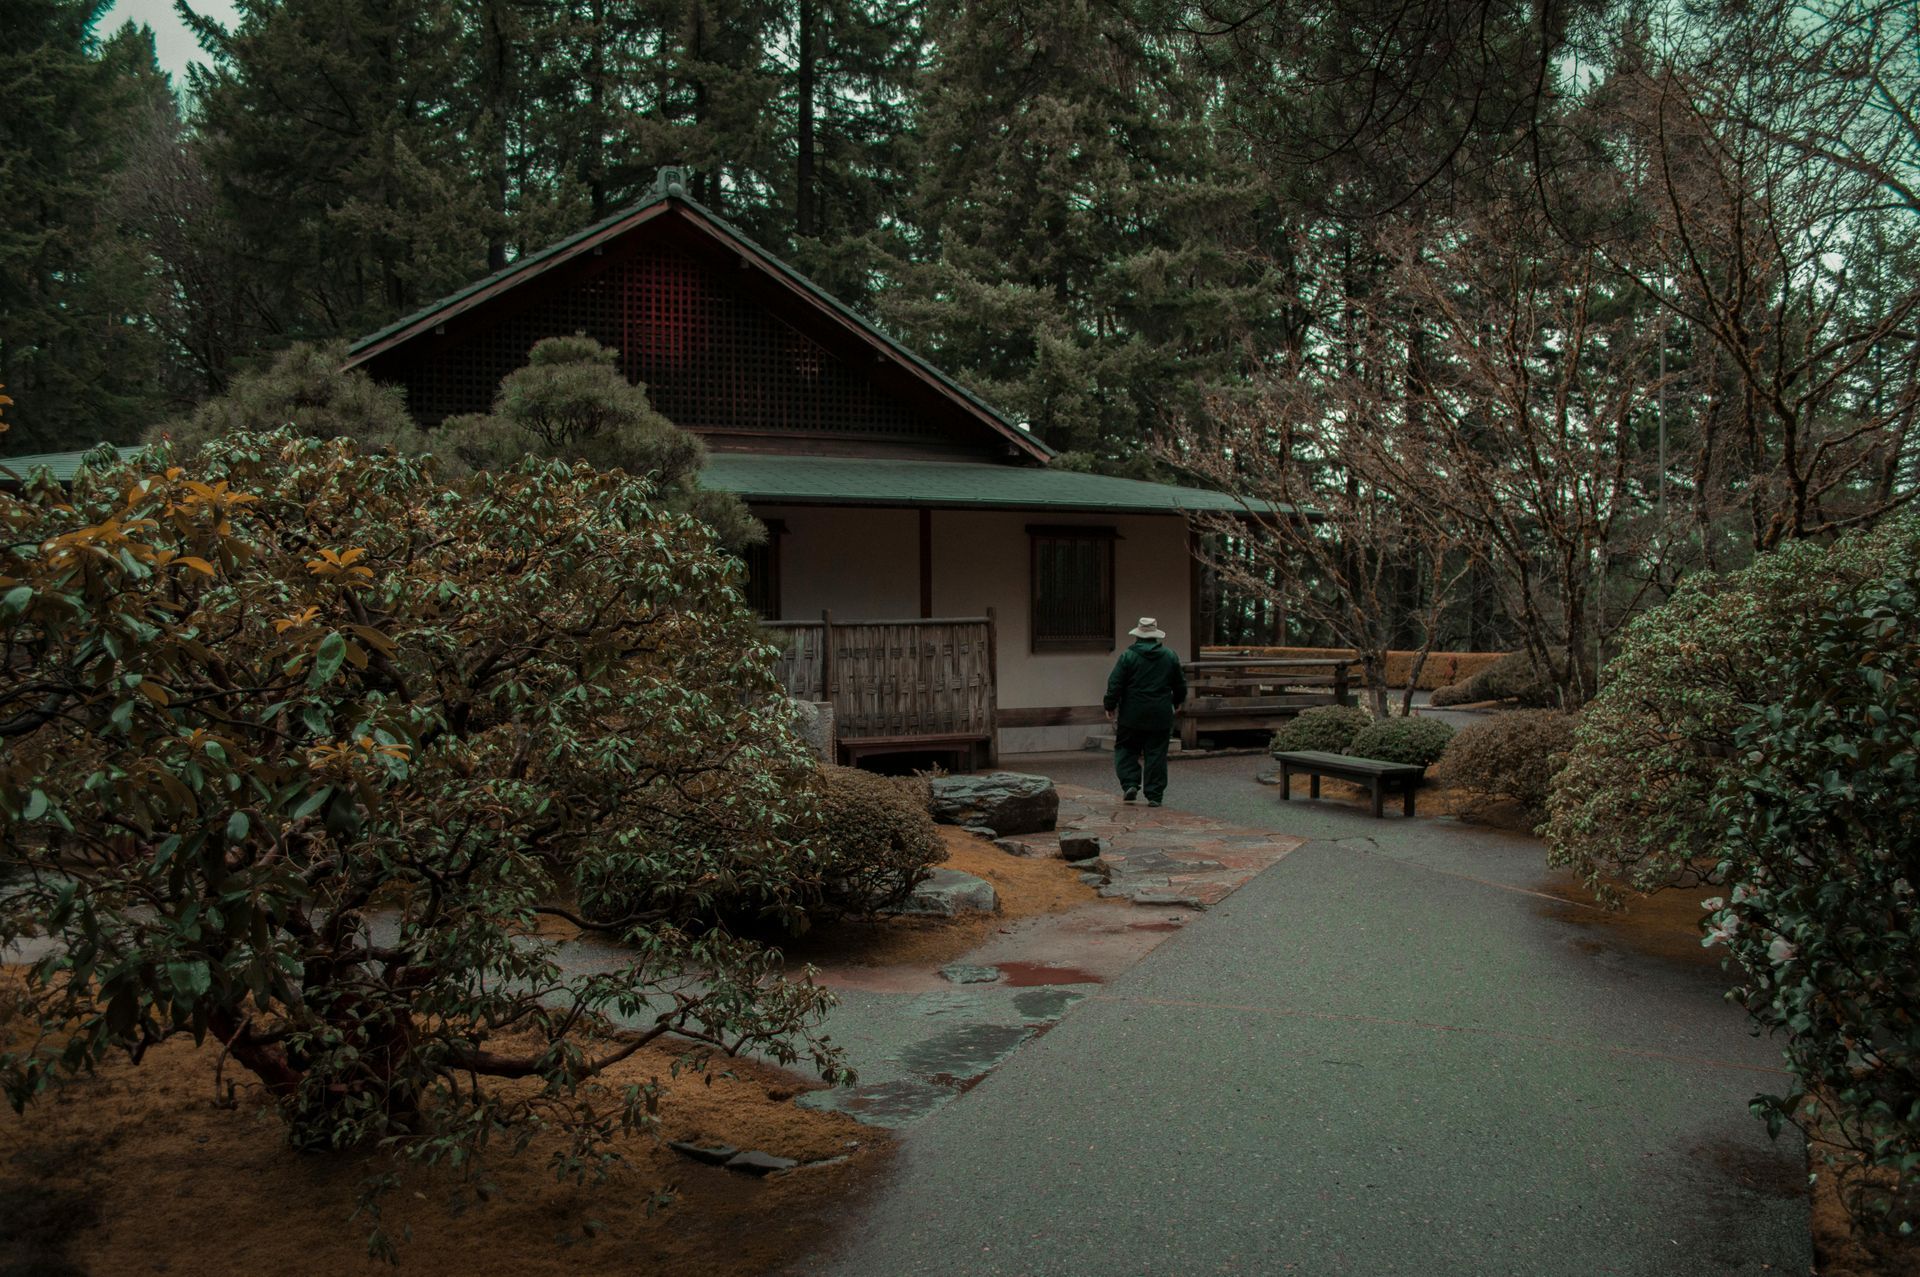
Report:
1127,617,1166,639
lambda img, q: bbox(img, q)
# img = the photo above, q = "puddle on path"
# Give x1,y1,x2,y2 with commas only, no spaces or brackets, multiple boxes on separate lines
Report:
1012,988,1086,1021
994,961,1104,987
803,1077,957,1124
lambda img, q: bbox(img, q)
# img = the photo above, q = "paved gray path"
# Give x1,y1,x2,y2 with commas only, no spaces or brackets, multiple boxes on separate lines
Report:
802,754,1810,1276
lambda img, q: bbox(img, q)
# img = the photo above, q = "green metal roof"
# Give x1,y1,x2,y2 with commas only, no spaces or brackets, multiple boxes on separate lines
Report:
699,453,1283,515
0,445,144,483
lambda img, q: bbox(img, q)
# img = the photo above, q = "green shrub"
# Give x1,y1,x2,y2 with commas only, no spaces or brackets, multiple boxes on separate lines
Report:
803,766,945,917
1270,704,1371,755
1429,649,1555,707
0,430,838,1249
1431,710,1577,821
580,765,944,933
1705,570,1920,1228
1345,716,1454,767
1544,513,1920,905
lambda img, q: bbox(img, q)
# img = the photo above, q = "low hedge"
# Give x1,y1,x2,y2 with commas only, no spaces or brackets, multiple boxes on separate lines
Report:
1429,650,1556,707
1270,704,1371,755
1345,716,1455,768
581,765,944,934
1431,710,1577,820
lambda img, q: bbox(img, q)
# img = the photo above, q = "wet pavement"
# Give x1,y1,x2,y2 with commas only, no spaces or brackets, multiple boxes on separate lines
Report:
799,752,1813,1277
795,784,1310,1127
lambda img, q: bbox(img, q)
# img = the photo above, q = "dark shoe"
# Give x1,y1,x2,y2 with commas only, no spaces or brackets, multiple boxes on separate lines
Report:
1123,789,1138,802
1148,799,1162,808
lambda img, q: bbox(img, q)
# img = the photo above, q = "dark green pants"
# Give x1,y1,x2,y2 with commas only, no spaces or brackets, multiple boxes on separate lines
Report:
1114,725,1170,803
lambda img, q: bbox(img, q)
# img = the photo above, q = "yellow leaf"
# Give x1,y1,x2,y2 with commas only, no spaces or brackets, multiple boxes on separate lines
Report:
137,680,171,706
174,556,216,577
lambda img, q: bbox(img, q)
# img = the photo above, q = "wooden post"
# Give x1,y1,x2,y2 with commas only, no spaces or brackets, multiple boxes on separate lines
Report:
919,508,933,619
1334,660,1351,707
819,609,834,705
984,607,999,767
1186,520,1204,655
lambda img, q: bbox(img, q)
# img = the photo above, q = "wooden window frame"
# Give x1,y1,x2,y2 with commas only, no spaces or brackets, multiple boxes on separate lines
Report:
1028,524,1118,654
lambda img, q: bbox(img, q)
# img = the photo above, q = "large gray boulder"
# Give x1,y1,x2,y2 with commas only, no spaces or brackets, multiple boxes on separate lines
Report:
927,772,1059,835
886,868,1000,918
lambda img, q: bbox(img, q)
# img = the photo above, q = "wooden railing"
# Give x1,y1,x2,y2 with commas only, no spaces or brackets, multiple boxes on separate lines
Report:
1177,653,1355,748
764,611,997,750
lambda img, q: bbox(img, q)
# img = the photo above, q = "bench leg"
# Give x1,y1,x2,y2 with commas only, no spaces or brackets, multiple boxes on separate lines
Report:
1309,773,1321,799
1279,763,1291,800
1403,784,1416,818
1370,779,1384,819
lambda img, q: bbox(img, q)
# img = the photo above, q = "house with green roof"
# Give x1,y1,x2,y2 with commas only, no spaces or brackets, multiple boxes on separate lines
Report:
9,169,1270,760
342,169,1274,757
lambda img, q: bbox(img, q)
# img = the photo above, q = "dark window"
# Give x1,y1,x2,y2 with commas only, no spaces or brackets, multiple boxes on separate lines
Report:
1029,525,1116,652
742,520,783,618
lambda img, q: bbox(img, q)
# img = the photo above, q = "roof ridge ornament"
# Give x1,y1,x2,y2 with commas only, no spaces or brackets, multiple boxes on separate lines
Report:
653,167,690,198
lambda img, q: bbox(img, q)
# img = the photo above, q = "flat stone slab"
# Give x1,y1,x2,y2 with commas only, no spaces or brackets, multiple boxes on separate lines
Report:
992,837,1042,857
1051,783,1306,912
724,1149,800,1175
886,868,999,918
669,1141,739,1166
940,963,1002,985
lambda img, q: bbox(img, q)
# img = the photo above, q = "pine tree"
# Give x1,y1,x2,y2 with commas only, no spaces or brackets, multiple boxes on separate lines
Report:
879,0,1289,472
0,4,173,450
184,0,491,338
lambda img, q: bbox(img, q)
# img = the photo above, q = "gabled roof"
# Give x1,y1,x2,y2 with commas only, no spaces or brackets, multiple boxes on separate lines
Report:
701,453,1287,515
344,178,1053,464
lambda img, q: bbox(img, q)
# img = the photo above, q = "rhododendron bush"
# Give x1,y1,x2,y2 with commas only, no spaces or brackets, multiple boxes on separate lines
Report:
0,426,842,1249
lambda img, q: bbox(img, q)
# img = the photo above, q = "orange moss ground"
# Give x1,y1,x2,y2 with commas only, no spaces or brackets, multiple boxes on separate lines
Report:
777,827,1099,971
0,974,887,1277
1303,775,1541,832
1806,1133,1920,1277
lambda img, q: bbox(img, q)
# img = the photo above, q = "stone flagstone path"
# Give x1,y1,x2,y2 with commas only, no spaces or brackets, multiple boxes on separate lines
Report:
1054,782,1307,909
791,785,1308,1127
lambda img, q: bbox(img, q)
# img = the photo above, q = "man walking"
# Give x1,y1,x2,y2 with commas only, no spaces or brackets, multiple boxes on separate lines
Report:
1103,617,1187,806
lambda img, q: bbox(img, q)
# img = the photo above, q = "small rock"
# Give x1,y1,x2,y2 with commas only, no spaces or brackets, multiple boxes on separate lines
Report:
886,868,1000,917
669,1141,740,1166
992,837,1040,857
791,1154,851,1171
724,1150,800,1175
928,773,1060,835
1058,834,1102,860
1254,769,1282,786
962,824,999,838
940,963,1001,985
1077,872,1105,886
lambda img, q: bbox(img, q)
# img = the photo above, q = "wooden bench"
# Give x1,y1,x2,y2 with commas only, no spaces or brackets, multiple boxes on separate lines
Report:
1272,750,1426,819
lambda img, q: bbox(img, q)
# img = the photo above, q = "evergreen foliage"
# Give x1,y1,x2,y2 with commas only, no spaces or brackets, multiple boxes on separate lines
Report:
0,4,173,449
431,334,759,548
1269,704,1371,755
1705,569,1920,1228
1345,716,1454,768
0,425,840,1250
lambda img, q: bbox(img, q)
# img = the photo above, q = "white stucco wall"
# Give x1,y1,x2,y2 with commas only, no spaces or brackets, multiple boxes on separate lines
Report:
758,505,1193,753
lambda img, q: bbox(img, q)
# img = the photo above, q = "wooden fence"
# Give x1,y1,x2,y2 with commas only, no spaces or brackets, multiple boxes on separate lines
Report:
765,612,997,764
1178,653,1355,749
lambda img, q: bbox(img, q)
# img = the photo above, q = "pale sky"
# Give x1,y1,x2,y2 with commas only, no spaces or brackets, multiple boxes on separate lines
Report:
103,0,241,82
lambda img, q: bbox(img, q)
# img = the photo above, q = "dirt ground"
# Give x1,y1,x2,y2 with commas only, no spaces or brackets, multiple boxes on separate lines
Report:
1298,774,1541,833
0,829,1090,1277
1807,1134,1920,1277
0,973,889,1277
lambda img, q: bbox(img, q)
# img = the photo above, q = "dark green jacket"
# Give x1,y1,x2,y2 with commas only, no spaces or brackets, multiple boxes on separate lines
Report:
1104,639,1188,733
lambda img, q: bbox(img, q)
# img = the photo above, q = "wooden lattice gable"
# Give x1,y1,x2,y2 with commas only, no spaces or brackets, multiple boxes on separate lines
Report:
345,187,1051,464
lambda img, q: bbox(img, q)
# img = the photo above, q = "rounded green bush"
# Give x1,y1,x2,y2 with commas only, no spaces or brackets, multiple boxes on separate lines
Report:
1431,709,1577,820
1270,704,1371,755
1345,716,1455,767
